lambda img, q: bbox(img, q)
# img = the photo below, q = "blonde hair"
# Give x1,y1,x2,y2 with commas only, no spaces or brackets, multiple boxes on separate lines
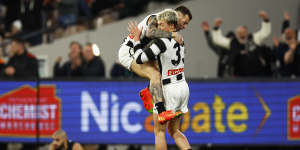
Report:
157,9,178,26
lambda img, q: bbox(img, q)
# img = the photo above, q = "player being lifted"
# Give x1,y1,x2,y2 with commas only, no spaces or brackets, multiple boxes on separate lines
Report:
118,6,192,124
131,9,192,150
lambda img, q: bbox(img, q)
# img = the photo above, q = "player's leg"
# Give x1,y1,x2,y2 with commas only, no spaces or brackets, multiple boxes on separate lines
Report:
118,42,161,114
167,116,191,150
118,44,155,112
153,112,167,150
131,61,176,124
163,81,190,149
129,60,155,80
130,61,155,113
118,43,155,110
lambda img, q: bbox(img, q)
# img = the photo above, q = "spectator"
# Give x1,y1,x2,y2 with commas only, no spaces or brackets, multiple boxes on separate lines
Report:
278,12,300,42
274,28,300,77
54,41,83,77
110,61,137,78
81,43,105,77
212,11,272,77
49,129,84,150
201,21,234,77
272,12,300,77
2,37,38,78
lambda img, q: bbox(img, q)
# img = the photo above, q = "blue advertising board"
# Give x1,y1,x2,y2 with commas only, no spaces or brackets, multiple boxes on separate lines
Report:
0,80,299,145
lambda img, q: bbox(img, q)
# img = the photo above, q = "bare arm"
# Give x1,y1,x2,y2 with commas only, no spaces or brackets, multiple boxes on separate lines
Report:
146,16,172,39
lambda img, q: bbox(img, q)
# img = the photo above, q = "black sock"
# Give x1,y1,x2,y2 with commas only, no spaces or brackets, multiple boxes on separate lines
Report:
155,102,166,114
187,149,192,150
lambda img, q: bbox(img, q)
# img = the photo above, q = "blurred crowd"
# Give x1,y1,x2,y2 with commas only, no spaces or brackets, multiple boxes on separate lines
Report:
1,9,300,79
201,11,300,78
0,37,140,79
1,10,299,80
0,0,182,47
53,40,138,79
0,0,182,79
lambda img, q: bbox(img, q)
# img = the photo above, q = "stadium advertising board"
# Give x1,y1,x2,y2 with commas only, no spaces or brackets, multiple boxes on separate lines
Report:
0,80,299,145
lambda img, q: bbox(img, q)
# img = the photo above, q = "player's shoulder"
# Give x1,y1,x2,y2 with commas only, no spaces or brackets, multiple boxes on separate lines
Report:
151,38,172,52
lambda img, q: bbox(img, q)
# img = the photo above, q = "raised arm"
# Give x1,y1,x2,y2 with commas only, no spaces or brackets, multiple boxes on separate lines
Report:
253,11,271,45
128,21,167,64
281,12,290,34
211,18,231,49
202,21,223,54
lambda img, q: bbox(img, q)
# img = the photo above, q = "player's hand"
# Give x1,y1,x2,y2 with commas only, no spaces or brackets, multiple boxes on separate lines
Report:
284,12,290,21
214,18,223,28
172,32,183,45
201,21,210,32
259,10,269,21
128,21,142,42
272,37,279,48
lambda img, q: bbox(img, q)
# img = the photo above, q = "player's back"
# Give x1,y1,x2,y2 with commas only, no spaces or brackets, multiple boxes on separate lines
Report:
157,38,185,85
157,38,189,114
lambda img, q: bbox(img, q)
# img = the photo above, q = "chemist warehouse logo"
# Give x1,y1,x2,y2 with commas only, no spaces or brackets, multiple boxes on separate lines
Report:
0,85,61,138
288,95,300,140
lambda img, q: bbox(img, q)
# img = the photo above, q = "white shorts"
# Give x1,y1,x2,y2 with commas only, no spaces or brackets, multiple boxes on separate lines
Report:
153,80,190,114
118,41,134,70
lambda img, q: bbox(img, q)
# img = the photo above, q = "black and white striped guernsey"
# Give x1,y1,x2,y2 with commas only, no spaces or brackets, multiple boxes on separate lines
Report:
134,38,185,80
